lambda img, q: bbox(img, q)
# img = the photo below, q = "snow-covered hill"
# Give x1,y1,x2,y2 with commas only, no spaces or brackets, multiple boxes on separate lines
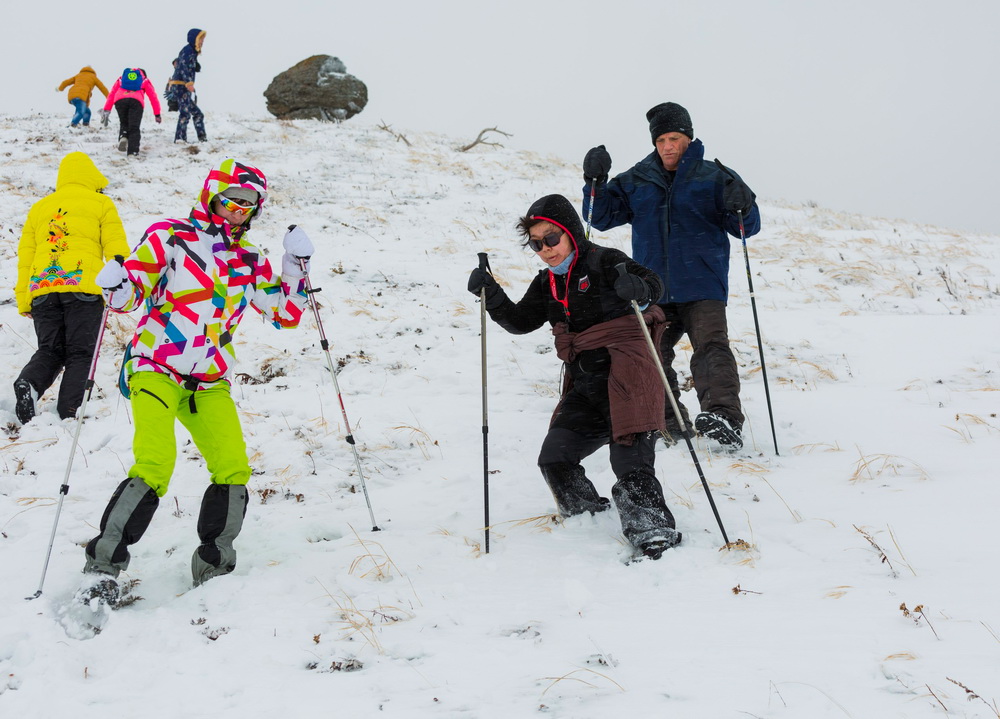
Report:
1,112,998,718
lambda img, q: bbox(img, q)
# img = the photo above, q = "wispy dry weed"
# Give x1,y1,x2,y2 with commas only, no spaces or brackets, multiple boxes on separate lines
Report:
850,449,930,483
539,667,626,698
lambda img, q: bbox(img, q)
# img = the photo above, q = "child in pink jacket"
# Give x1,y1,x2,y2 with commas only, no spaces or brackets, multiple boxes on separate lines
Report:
102,68,162,157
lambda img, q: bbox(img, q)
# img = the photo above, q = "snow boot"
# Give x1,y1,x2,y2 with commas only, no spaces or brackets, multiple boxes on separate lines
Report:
118,135,128,152
80,575,120,607
612,470,679,553
638,529,683,560
14,379,37,424
539,463,610,518
695,411,743,449
191,484,248,586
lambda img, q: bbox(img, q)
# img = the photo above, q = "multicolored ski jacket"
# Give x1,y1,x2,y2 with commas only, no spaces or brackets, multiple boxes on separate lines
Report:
112,159,307,389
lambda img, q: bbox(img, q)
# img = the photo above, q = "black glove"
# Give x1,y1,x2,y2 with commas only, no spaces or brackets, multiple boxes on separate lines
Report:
723,176,755,215
614,273,649,304
583,145,612,184
468,267,506,309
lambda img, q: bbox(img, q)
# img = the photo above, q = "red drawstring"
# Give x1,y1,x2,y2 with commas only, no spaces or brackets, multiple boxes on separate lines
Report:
531,215,579,319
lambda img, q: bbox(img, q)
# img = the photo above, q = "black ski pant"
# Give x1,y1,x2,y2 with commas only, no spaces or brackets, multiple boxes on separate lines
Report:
659,300,744,429
16,292,104,420
115,98,145,155
537,370,675,549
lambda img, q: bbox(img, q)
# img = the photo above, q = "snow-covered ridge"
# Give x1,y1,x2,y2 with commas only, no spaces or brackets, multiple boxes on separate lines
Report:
0,113,998,717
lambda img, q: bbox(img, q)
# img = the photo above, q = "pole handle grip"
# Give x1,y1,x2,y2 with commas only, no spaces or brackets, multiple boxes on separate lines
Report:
614,261,628,278
477,252,491,274
713,157,735,179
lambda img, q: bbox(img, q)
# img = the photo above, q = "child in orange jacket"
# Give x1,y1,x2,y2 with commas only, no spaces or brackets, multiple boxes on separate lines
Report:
57,66,109,128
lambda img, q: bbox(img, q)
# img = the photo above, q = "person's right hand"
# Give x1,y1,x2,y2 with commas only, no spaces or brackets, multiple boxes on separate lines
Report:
185,82,195,92
468,267,505,309
583,145,612,184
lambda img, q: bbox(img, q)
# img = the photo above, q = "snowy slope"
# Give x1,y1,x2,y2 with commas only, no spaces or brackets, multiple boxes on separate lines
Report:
0,113,999,718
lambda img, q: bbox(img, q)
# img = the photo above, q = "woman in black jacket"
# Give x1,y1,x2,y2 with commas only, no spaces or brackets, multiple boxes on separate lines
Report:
468,194,680,559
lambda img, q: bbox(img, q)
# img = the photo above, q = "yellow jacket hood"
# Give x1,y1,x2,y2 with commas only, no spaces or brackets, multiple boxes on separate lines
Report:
56,151,109,193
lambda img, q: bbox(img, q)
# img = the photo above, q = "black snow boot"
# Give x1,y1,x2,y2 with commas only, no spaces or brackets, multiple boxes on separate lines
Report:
14,379,37,424
612,470,680,555
539,463,610,518
695,412,743,449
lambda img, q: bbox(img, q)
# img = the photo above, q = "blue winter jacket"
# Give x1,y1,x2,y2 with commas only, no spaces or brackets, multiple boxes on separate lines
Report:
583,139,761,304
171,29,203,84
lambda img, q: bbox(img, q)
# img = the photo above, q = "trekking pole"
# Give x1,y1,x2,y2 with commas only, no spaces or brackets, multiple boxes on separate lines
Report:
477,252,492,554
585,181,596,239
298,255,379,532
27,303,114,600
615,263,731,546
714,159,779,455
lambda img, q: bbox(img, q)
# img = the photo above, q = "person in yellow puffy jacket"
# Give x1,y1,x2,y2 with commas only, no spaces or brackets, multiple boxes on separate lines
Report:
13,152,129,423
57,66,110,128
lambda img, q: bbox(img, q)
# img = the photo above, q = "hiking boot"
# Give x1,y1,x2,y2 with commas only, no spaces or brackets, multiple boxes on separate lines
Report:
639,529,682,560
81,576,120,607
14,379,37,424
695,412,743,449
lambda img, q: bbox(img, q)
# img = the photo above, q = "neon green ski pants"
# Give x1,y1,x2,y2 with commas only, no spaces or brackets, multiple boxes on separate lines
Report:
128,372,251,497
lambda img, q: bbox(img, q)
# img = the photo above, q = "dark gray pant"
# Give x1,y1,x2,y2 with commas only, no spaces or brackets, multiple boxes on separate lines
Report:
659,300,744,428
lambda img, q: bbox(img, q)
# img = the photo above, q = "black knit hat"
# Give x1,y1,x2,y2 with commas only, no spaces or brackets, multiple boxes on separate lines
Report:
525,194,585,245
646,102,693,143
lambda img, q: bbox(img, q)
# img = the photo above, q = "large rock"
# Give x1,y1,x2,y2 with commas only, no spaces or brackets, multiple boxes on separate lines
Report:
264,55,368,121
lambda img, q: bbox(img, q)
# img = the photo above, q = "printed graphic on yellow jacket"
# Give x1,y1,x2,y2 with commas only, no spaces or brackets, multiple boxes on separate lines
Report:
16,152,129,313
29,208,84,291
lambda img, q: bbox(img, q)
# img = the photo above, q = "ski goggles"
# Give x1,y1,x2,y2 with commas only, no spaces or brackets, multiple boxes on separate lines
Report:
527,231,564,252
218,195,256,216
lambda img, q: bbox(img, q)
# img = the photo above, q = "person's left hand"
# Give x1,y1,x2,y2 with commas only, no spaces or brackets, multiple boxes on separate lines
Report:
614,272,650,303
154,114,162,124
21,312,32,320
723,176,755,215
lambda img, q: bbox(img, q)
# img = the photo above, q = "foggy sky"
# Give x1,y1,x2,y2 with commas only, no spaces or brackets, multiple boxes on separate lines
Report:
5,0,997,235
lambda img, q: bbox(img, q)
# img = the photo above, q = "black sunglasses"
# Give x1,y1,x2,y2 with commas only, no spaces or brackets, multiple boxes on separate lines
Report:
528,231,564,252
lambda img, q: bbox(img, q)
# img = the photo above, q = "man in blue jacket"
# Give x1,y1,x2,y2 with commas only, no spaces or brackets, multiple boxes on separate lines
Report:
582,102,760,449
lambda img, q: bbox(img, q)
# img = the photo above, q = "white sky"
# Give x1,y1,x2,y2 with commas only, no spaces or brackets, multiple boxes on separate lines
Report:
6,0,998,234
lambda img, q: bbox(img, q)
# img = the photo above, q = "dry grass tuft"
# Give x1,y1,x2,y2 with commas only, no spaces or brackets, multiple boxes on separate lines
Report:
539,667,625,697
850,449,930,483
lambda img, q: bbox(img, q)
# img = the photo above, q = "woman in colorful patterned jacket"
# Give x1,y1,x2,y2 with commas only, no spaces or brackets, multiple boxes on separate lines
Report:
81,158,315,601
101,68,162,156
56,66,109,128
13,151,129,423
